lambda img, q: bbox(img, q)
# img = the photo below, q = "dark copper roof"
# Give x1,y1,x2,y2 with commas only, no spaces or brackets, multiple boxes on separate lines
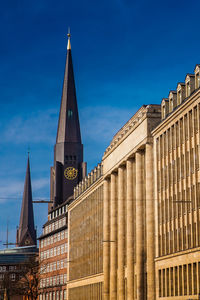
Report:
56,45,82,144
17,156,36,246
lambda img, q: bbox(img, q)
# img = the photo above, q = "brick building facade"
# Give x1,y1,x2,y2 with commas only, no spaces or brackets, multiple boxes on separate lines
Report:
38,202,68,300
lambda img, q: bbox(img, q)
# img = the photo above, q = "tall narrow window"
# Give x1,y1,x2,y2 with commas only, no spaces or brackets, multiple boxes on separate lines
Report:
176,122,179,147
194,106,198,132
195,144,199,170
184,114,188,140
179,266,183,296
183,265,187,295
193,263,197,294
180,118,183,143
189,110,193,137
175,267,178,296
188,264,192,295
171,267,174,296
166,268,169,296
68,109,73,117
163,269,166,297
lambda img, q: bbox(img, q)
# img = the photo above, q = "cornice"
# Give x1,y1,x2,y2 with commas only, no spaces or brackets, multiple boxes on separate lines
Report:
152,88,200,136
103,105,161,159
69,177,104,211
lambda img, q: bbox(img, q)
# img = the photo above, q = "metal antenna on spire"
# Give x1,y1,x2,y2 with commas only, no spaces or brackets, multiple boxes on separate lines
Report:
67,27,71,38
67,27,71,50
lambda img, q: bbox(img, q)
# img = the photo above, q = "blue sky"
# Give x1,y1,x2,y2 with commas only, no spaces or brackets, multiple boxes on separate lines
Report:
0,0,200,247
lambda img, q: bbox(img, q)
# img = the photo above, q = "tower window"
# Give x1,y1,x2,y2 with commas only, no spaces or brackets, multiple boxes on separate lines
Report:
74,155,76,160
68,110,73,118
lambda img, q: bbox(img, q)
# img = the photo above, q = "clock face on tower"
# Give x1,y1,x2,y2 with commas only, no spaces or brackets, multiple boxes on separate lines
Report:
64,167,78,180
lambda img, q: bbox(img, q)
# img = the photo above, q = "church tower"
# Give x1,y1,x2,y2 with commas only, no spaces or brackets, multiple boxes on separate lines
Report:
49,33,86,211
16,155,36,247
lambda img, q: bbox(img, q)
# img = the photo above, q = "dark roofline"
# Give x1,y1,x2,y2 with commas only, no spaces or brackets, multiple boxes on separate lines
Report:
38,224,67,240
185,73,195,78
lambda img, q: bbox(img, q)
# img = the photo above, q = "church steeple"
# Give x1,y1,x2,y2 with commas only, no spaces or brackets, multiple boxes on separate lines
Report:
49,33,86,211
16,155,36,247
56,31,81,144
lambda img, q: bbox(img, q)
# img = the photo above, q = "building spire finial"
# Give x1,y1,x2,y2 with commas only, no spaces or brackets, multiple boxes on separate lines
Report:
67,27,71,50
28,145,30,157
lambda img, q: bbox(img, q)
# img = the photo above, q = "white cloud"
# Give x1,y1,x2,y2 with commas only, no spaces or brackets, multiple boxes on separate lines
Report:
1,105,136,149
80,105,136,145
0,181,23,202
2,109,58,145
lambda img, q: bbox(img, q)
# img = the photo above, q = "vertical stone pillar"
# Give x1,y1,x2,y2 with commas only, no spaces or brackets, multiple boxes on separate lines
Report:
103,178,110,300
126,159,134,300
110,172,117,300
146,143,155,300
136,150,144,300
118,166,125,300
91,170,94,184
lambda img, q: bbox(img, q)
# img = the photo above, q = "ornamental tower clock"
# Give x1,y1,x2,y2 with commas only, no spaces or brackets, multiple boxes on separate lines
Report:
64,167,78,180
49,33,86,211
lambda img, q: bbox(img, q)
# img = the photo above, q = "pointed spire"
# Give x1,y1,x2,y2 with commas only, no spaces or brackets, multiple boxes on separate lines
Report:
56,32,82,144
16,155,36,247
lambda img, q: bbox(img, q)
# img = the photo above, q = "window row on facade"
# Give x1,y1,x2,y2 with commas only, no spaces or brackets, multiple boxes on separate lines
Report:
68,282,103,300
0,273,16,281
49,205,68,221
158,261,200,297
40,243,68,260
158,183,200,224
157,148,199,190
41,229,68,248
157,107,200,194
0,265,17,272
74,164,103,199
40,273,67,288
159,106,200,154
43,217,67,235
69,186,103,281
161,65,200,119
158,219,200,256
40,259,67,274
39,289,66,300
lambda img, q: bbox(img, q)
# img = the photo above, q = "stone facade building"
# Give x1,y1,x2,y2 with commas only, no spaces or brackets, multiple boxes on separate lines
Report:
66,64,200,300
38,32,200,299
67,163,103,299
153,64,200,299
102,105,161,300
66,105,161,300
